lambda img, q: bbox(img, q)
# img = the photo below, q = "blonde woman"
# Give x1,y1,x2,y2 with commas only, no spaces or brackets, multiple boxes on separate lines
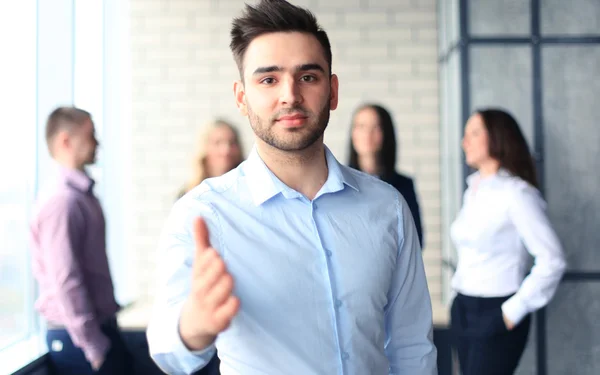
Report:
178,119,244,199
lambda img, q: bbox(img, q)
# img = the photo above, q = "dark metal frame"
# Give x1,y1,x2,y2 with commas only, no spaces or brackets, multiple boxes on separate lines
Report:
438,1,600,374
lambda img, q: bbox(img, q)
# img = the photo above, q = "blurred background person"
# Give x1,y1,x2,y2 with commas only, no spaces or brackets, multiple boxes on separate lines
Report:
348,103,424,248
30,107,133,375
178,119,244,199
450,108,566,375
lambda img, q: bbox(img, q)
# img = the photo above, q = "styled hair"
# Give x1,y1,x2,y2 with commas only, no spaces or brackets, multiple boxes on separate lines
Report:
182,120,244,195
229,0,332,79
476,108,538,188
348,104,398,177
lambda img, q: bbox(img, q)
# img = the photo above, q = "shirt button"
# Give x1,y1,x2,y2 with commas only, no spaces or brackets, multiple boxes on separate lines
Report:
325,249,332,257
341,352,349,360
335,299,342,308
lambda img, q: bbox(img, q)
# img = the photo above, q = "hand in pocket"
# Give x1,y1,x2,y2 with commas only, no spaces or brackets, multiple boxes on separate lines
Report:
502,313,514,331
94,345,114,374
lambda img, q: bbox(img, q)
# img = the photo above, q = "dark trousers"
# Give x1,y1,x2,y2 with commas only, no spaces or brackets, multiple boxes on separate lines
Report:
451,293,531,375
46,319,134,375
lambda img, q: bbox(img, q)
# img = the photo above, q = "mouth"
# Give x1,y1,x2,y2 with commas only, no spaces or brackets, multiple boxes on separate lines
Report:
276,113,308,128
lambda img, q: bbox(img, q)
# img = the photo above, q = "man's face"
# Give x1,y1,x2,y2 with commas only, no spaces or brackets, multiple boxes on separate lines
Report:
70,119,98,167
234,32,339,152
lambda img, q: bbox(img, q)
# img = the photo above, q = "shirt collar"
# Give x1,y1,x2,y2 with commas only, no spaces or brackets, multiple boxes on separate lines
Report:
466,167,512,187
59,165,95,193
243,145,359,206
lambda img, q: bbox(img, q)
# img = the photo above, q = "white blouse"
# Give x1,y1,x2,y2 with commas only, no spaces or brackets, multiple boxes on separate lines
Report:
451,169,567,325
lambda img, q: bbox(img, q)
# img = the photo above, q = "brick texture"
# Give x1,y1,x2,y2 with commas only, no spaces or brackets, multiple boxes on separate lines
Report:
130,0,442,306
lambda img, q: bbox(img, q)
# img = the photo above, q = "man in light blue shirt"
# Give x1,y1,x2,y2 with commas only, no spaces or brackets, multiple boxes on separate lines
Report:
147,0,437,374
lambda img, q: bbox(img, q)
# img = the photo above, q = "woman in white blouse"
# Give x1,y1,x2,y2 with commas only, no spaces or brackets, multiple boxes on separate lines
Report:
450,109,567,375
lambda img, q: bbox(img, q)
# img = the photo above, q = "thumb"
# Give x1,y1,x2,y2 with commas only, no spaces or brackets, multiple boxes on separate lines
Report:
193,217,211,252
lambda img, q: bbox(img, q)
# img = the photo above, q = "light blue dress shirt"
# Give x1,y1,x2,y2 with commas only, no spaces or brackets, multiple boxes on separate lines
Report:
147,146,437,375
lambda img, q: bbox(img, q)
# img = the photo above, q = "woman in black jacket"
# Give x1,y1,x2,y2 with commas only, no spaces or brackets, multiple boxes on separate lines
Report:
348,103,424,248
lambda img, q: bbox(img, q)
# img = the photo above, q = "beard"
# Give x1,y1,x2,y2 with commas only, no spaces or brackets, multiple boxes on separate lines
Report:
247,99,330,152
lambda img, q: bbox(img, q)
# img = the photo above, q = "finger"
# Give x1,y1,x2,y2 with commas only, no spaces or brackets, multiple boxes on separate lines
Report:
195,252,227,291
193,217,211,253
196,248,224,274
213,296,240,329
193,247,220,278
203,273,235,310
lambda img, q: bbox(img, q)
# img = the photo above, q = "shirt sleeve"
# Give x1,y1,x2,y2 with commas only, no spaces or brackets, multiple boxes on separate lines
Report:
39,196,109,364
146,196,220,375
384,194,438,375
501,183,567,325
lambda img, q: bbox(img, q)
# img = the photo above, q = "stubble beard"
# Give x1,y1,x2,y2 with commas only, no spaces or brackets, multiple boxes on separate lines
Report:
247,100,331,152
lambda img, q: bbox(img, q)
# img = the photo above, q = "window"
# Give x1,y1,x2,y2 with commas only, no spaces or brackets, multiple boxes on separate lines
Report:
74,0,105,191
0,0,132,372
0,1,38,351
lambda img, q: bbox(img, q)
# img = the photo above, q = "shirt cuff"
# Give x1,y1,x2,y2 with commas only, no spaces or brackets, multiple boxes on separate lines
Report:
149,302,217,374
501,296,529,326
171,315,217,373
175,326,217,361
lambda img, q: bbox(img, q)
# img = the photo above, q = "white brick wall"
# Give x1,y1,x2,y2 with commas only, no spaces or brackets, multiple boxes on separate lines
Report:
130,0,442,308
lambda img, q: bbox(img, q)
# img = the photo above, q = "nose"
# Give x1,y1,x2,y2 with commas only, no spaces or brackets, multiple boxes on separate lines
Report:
279,77,301,106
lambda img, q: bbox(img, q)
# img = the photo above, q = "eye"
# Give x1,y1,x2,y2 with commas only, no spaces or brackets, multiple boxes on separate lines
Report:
300,75,317,82
260,77,276,85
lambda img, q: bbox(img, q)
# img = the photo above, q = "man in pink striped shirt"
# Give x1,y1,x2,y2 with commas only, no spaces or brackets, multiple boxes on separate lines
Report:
30,107,132,374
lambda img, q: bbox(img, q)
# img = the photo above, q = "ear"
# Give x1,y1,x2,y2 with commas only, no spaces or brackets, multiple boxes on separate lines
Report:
57,130,71,148
49,130,69,155
233,80,248,116
329,74,339,111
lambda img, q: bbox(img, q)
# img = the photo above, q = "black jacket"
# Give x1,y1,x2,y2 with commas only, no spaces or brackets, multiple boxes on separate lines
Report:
382,172,424,249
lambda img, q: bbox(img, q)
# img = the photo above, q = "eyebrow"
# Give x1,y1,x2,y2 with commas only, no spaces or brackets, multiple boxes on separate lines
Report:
252,63,326,76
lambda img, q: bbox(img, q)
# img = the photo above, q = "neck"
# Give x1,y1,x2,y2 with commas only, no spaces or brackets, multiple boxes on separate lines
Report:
357,155,380,176
54,155,84,172
478,160,500,178
255,137,328,201
205,165,227,179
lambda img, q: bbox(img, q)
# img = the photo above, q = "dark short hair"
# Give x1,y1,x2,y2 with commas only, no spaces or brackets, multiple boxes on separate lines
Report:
45,106,91,149
230,0,332,79
476,108,538,188
348,104,398,177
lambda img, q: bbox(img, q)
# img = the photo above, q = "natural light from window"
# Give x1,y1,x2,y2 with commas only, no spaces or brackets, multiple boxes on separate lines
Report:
0,1,37,351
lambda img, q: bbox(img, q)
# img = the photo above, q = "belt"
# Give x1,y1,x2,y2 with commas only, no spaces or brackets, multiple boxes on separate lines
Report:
47,316,118,330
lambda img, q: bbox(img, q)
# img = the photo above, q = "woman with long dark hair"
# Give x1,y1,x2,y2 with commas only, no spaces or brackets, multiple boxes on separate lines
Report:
450,108,566,374
348,104,424,247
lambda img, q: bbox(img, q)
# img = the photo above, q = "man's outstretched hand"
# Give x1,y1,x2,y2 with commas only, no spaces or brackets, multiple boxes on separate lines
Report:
179,217,240,351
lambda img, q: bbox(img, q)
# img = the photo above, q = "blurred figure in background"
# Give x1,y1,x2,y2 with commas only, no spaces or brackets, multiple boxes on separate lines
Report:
30,107,133,375
349,103,424,248
450,108,566,375
178,119,244,199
